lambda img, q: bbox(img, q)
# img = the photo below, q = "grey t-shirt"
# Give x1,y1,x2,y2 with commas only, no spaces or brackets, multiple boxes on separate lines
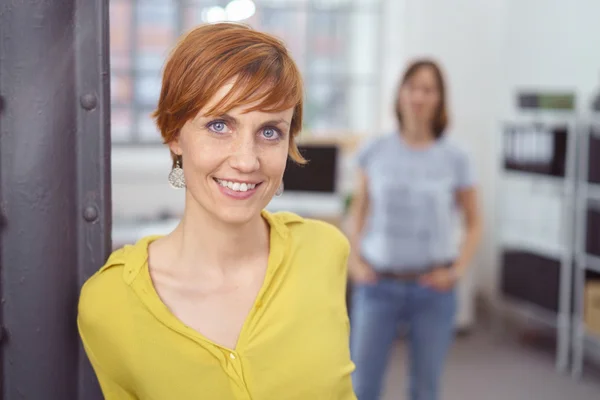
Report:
357,132,476,271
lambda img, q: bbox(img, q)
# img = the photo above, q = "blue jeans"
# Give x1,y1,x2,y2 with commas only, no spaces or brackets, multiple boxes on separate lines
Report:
350,278,457,400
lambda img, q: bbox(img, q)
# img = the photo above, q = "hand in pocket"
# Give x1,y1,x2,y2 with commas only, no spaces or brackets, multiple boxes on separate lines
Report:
349,258,378,285
419,267,458,292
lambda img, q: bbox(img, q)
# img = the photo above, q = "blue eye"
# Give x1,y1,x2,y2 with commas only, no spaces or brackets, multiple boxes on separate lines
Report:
262,127,281,140
207,121,228,133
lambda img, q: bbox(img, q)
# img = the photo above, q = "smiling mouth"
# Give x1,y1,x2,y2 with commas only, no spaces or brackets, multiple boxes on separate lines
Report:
214,178,262,193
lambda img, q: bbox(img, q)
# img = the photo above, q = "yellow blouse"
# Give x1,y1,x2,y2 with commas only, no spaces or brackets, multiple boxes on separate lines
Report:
78,211,357,400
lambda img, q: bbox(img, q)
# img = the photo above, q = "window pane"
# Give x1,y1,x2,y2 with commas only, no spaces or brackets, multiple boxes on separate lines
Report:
181,3,203,32
111,73,133,105
310,0,381,7
135,1,178,72
137,110,162,142
305,81,377,134
258,0,309,6
136,53,166,72
110,0,132,70
346,82,377,133
306,9,378,77
349,0,382,6
134,72,162,108
306,10,346,76
255,7,307,74
111,107,133,143
304,81,348,132
136,0,178,25
182,1,231,29
347,11,378,76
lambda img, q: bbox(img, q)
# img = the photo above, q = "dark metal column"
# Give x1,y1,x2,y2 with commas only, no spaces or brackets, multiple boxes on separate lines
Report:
0,0,111,399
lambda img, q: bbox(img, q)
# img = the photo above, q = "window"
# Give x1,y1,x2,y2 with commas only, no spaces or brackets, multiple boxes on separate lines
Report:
110,1,133,71
109,0,382,144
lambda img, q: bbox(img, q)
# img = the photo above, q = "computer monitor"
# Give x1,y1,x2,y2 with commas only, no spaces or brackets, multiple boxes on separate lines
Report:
282,144,338,193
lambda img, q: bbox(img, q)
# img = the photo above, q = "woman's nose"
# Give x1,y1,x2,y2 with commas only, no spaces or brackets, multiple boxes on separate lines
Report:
229,136,260,172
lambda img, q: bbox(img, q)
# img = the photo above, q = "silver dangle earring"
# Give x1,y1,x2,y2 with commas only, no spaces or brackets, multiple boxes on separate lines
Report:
275,181,284,197
168,156,186,189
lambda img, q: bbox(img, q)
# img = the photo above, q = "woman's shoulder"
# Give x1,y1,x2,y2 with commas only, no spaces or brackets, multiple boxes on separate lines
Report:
269,211,350,256
355,133,397,168
298,217,349,245
357,132,396,153
439,134,472,158
77,238,158,379
78,236,158,320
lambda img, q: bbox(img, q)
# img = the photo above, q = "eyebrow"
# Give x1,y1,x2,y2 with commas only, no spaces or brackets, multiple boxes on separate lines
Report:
212,114,290,127
262,118,290,127
215,113,239,125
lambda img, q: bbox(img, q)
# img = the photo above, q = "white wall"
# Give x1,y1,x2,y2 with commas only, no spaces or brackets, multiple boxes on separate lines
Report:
501,0,600,112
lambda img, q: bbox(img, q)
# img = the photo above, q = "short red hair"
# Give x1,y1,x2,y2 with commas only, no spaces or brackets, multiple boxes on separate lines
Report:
152,22,306,165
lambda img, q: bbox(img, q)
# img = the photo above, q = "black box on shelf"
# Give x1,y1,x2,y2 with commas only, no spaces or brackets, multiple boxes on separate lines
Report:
586,205,600,257
501,250,561,312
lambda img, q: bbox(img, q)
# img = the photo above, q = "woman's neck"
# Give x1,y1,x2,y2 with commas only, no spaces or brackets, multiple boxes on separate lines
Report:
162,195,270,275
401,121,435,148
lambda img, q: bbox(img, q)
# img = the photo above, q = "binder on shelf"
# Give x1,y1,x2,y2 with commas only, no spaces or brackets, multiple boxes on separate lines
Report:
502,122,568,177
586,203,600,258
587,125,600,184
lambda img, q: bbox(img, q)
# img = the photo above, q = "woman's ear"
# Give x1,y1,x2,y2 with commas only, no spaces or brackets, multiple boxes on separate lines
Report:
168,137,182,157
168,134,183,168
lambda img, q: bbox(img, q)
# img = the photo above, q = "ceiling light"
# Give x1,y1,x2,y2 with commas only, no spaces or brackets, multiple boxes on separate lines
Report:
225,0,256,22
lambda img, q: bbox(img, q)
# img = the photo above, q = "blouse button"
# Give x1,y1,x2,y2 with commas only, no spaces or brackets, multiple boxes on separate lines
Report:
229,353,236,360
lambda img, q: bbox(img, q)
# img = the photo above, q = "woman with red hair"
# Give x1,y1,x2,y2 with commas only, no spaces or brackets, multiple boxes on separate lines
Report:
78,23,356,400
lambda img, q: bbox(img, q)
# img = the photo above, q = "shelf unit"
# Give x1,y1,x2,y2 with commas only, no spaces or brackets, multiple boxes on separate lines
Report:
498,111,578,374
571,116,600,378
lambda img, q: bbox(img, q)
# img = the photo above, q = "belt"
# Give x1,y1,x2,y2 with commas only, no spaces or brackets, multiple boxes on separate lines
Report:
377,262,453,282
377,270,426,281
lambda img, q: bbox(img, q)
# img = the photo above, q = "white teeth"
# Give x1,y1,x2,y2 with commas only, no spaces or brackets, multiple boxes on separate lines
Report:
216,179,257,192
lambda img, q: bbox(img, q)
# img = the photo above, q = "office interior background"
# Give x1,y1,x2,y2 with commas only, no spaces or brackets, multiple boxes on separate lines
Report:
108,0,600,398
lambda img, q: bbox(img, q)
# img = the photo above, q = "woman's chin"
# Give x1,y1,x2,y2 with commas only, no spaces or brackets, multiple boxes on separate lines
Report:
213,204,266,226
